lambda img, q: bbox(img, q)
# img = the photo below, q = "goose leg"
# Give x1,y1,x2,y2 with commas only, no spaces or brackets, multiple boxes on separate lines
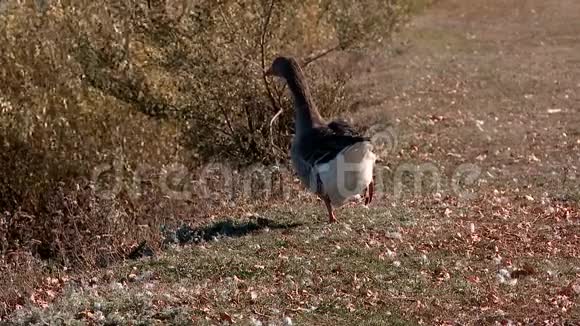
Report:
323,196,337,223
364,178,375,206
315,173,336,223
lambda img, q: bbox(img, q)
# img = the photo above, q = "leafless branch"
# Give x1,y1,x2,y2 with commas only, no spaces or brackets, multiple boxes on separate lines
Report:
259,0,286,155
212,94,235,137
260,0,280,113
217,7,262,72
303,44,343,67
269,107,284,148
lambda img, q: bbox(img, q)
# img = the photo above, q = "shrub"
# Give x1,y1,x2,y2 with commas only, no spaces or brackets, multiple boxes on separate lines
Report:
0,0,420,316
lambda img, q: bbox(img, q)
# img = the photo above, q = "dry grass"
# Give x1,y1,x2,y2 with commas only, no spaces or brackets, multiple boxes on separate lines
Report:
5,199,579,325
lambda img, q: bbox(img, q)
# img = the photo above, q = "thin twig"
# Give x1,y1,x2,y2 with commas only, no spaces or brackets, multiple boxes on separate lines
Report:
302,43,343,67
269,107,284,147
217,7,262,72
211,92,235,136
260,0,275,72
188,113,232,137
252,308,270,318
259,0,285,156
260,0,280,113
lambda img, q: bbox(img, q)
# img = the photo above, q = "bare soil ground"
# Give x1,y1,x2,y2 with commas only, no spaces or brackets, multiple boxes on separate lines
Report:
5,0,579,324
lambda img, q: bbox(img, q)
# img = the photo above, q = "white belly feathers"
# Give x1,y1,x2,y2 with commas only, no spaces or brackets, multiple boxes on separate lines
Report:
313,141,376,206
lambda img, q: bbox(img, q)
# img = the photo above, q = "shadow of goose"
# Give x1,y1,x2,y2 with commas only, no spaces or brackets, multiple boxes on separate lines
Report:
164,217,302,245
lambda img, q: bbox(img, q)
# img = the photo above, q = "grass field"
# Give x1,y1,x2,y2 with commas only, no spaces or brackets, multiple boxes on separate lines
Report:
4,0,580,324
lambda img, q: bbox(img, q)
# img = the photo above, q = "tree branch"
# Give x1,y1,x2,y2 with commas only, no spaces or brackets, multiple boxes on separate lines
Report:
260,0,280,113
302,43,343,67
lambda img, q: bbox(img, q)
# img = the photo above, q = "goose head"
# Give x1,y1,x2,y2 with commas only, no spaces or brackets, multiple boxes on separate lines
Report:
265,56,300,79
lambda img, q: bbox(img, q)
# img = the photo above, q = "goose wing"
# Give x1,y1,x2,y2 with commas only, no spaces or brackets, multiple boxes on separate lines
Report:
327,119,364,137
299,122,369,166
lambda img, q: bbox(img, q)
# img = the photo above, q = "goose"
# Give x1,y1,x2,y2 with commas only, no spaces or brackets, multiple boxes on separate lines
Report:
265,56,376,223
